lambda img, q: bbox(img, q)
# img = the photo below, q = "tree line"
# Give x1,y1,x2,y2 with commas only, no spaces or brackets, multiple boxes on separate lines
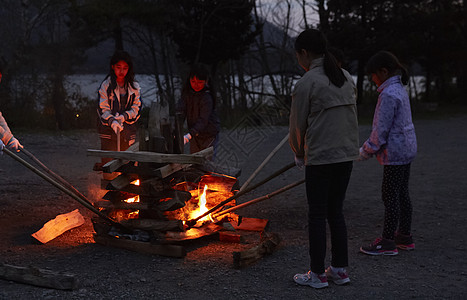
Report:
0,0,465,130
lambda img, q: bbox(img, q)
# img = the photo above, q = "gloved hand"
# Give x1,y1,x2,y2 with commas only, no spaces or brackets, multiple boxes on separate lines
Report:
7,137,23,152
111,120,123,134
357,147,371,161
114,113,125,126
183,133,192,145
294,156,305,170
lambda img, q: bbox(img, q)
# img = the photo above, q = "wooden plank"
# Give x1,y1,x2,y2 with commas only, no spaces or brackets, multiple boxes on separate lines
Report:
31,209,85,244
0,263,78,290
156,163,192,178
86,147,213,165
233,232,281,269
165,223,223,242
101,142,139,173
93,234,186,258
230,217,269,232
106,173,138,190
219,231,244,243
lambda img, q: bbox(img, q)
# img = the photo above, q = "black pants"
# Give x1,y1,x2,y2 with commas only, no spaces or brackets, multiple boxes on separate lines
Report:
189,134,219,160
306,161,353,274
382,164,412,240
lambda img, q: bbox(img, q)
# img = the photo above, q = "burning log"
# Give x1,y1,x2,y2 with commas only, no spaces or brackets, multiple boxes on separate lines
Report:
186,162,296,227
165,223,223,242
0,262,78,290
32,209,85,244
233,232,281,269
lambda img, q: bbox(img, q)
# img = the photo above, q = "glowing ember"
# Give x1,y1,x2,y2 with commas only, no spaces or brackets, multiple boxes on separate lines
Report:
124,179,141,203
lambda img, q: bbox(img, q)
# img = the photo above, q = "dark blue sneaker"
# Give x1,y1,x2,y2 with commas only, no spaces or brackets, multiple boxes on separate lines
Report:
360,237,398,256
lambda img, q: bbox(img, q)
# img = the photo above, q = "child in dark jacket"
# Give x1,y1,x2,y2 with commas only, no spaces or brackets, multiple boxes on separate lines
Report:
359,50,417,256
177,64,220,156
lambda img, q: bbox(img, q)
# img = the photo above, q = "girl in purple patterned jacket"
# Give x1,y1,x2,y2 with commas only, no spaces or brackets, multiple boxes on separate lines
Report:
359,51,417,256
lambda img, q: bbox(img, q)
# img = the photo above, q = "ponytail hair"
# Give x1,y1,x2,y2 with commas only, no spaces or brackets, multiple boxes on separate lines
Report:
294,29,347,88
365,50,409,85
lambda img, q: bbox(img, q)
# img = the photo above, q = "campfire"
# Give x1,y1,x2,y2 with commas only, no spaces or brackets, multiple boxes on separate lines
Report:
89,145,245,248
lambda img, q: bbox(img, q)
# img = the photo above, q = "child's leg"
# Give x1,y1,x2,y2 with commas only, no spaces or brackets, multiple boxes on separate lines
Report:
327,162,352,268
306,164,331,275
382,165,404,240
398,164,412,235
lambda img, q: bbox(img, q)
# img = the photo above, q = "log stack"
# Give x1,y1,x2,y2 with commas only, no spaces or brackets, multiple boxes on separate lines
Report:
87,143,240,257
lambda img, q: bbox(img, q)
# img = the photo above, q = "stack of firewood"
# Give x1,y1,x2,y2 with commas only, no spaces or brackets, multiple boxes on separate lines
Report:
87,143,243,256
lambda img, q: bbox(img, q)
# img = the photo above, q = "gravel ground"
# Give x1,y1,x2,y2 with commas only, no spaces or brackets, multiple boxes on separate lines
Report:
0,116,466,299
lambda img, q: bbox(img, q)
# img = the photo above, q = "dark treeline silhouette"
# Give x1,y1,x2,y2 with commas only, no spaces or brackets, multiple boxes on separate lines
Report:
0,0,465,129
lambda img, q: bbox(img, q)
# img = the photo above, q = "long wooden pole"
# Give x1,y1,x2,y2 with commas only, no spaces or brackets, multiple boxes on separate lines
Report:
212,179,305,218
185,162,295,228
20,148,94,207
239,133,289,192
2,147,127,231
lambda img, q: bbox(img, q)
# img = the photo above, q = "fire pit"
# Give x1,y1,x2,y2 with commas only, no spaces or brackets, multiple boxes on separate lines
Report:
88,144,262,258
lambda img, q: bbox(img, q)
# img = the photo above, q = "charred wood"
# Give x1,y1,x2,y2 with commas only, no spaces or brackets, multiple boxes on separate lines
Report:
106,173,139,191
120,219,184,232
0,262,78,290
233,232,281,269
87,147,213,165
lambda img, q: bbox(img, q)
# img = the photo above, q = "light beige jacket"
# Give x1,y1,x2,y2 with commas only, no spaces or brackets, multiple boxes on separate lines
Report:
0,112,13,144
289,58,359,165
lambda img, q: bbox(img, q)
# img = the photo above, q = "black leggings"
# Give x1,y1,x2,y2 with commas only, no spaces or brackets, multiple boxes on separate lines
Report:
306,161,353,274
382,164,412,240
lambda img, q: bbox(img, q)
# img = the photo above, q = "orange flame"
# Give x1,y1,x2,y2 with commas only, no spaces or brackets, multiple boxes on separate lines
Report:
189,185,210,222
124,179,140,204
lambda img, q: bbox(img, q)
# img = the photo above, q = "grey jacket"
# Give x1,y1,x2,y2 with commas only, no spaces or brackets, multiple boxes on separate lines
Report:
289,58,359,165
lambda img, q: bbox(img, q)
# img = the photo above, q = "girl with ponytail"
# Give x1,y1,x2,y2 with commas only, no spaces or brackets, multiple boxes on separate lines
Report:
289,29,359,289
359,50,417,256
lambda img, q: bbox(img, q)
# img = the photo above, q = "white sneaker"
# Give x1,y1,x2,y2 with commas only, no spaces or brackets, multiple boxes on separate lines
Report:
325,266,350,285
293,271,328,289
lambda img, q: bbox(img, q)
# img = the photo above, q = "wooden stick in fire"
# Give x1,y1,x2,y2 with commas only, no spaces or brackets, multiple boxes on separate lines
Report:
116,128,121,152
239,133,289,192
2,147,129,231
212,179,305,219
185,161,296,228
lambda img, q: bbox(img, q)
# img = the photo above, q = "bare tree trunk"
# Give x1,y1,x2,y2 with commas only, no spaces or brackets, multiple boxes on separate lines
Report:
315,0,330,32
113,18,124,51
